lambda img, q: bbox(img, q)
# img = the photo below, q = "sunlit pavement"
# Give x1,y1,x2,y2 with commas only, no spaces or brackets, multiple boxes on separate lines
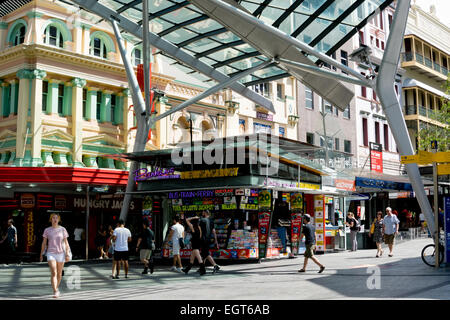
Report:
0,238,448,300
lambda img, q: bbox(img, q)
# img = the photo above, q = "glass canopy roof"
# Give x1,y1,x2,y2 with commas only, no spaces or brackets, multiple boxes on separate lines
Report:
85,0,393,87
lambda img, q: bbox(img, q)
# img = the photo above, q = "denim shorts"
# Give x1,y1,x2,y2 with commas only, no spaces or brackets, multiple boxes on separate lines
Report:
46,252,65,263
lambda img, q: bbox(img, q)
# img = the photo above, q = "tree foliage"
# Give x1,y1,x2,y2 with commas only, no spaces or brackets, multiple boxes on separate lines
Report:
417,78,449,152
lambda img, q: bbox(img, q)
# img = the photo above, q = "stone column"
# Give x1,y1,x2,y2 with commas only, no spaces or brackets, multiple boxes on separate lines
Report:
71,78,86,167
30,69,46,166
15,69,31,166
81,24,91,55
25,11,44,44
82,155,98,168
0,22,8,51
73,20,83,54
41,150,54,166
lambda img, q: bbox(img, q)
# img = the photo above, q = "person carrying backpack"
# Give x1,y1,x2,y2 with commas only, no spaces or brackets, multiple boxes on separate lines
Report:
346,212,359,251
136,219,155,275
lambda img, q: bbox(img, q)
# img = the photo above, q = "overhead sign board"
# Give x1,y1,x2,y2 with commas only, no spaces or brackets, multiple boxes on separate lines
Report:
438,164,450,176
401,151,450,165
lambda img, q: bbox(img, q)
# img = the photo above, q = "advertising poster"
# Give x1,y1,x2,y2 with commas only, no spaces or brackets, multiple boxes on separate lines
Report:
291,213,302,254
314,195,326,253
370,142,383,173
290,193,303,211
142,196,153,230
258,211,271,258
258,190,271,209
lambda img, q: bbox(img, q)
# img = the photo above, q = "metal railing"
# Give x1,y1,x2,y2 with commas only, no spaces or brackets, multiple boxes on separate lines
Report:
415,52,424,64
402,52,413,61
403,52,448,77
433,62,441,73
405,105,417,115
419,105,427,117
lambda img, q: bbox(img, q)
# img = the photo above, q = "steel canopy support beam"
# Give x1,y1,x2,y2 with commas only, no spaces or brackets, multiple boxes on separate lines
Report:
112,20,149,223
143,0,151,116
199,0,368,85
375,0,435,235
277,58,371,87
151,59,274,125
69,0,274,113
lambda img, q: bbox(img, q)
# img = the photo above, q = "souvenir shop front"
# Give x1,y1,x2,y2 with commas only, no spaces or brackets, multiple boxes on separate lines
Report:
125,134,329,261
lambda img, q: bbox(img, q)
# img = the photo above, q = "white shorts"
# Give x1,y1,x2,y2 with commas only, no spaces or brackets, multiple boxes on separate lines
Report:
47,252,65,263
172,241,180,256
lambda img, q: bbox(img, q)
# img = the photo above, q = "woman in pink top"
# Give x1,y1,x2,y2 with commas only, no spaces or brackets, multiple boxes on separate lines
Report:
39,213,71,298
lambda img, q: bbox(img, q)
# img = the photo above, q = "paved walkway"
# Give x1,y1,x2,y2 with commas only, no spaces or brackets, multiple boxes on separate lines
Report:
0,238,448,300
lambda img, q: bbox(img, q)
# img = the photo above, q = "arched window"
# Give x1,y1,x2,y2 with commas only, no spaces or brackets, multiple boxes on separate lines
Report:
13,25,26,46
132,47,142,66
7,20,27,47
44,25,64,48
91,37,107,59
89,31,115,60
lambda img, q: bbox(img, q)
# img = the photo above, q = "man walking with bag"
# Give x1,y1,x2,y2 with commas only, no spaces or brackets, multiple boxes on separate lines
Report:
298,214,325,273
136,220,155,274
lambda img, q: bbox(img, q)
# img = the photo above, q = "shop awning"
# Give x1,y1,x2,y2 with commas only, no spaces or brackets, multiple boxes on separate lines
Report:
121,134,330,176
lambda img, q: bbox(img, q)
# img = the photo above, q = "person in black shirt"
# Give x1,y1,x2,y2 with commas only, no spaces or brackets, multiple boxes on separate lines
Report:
136,220,155,274
182,217,206,275
199,210,220,274
298,214,325,273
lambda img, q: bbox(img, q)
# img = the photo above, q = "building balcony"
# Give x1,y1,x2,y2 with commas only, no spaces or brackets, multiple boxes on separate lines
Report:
401,52,448,83
403,104,446,127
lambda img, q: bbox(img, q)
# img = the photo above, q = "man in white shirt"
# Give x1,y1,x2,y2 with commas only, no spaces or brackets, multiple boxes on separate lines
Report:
168,215,184,272
111,220,132,279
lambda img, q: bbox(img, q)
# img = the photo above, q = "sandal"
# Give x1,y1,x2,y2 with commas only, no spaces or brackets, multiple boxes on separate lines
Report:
298,269,306,272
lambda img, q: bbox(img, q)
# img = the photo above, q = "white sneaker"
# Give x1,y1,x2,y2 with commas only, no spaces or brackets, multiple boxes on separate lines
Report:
176,267,182,273
170,266,178,272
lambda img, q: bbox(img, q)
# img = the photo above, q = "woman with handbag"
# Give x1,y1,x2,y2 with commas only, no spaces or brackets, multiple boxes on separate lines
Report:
369,211,384,257
39,213,72,298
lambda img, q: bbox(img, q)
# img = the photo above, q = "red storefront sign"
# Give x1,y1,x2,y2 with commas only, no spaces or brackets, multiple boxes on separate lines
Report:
370,142,383,173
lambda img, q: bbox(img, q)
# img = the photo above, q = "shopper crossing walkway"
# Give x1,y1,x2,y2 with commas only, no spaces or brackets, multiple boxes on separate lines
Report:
0,238,448,300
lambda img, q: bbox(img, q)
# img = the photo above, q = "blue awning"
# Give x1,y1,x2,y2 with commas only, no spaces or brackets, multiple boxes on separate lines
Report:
355,177,413,191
